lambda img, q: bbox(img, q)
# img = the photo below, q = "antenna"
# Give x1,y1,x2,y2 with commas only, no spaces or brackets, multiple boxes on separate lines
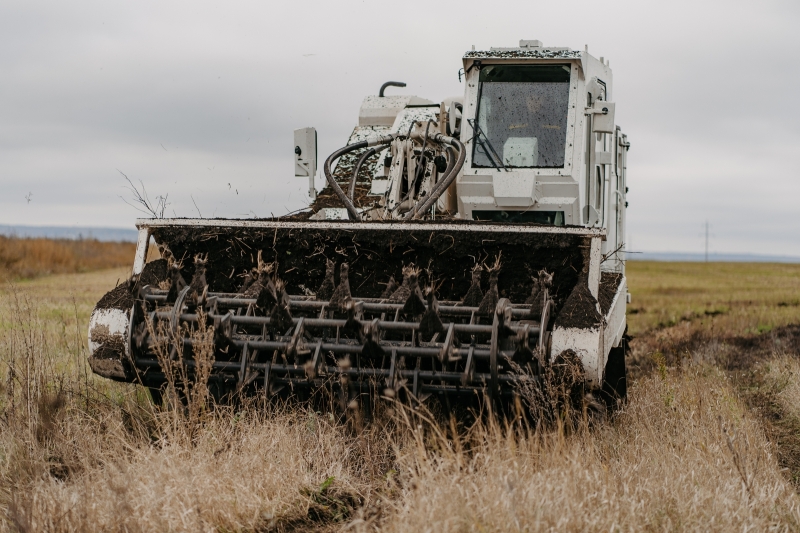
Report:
700,221,715,262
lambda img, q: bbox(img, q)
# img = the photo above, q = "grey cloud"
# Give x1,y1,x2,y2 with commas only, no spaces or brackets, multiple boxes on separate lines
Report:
1,0,798,255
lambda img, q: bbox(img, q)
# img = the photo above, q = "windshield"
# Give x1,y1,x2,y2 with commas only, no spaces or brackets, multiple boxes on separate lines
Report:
473,64,571,169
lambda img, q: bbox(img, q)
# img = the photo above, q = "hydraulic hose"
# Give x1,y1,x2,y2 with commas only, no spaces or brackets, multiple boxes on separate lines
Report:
411,135,466,220
324,142,367,220
403,144,456,220
349,147,375,201
428,135,465,196
324,134,395,221
348,144,389,201
441,144,457,185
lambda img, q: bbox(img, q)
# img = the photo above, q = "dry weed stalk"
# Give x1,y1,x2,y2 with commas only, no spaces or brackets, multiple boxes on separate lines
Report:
147,308,215,441
482,251,502,273
719,416,761,501
508,349,592,431
119,171,169,219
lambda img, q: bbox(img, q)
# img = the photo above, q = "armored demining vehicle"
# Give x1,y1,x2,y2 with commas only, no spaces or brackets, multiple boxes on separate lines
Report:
88,39,631,410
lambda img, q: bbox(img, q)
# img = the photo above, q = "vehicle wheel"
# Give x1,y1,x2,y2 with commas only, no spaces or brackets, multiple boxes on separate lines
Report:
601,338,628,409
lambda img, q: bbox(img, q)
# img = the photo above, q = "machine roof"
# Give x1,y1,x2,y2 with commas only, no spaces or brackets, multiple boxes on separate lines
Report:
463,49,582,60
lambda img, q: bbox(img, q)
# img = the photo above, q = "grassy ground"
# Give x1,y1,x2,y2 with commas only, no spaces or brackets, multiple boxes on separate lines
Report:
626,261,800,337
1,262,800,531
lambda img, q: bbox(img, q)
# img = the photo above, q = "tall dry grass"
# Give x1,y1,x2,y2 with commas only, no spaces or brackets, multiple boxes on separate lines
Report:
0,236,135,281
362,365,800,532
0,282,395,532
765,356,800,422
1,265,800,531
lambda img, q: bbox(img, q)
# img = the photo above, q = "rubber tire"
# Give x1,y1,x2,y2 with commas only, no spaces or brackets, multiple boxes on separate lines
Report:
601,339,628,409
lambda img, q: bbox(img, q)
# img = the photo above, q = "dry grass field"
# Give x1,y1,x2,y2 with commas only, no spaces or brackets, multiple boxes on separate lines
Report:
626,261,800,337
0,236,135,281
1,259,800,532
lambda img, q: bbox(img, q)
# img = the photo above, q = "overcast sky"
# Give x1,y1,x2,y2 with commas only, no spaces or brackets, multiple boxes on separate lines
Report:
1,0,798,255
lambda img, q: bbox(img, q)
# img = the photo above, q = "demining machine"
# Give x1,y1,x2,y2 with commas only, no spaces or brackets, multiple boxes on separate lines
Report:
88,40,631,412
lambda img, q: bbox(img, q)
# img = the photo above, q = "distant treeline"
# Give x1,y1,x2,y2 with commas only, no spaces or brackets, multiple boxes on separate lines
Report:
0,236,135,281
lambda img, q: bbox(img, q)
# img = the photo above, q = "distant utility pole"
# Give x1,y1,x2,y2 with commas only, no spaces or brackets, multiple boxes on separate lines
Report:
705,220,709,263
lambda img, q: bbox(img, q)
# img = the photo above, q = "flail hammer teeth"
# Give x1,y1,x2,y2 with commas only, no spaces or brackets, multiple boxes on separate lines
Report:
477,271,500,316
477,254,503,316
511,324,539,376
380,276,398,299
165,258,186,304
255,279,278,311
213,312,235,353
238,268,257,293
401,268,426,317
269,279,293,335
525,277,542,307
343,299,364,335
329,263,352,312
526,269,553,317
316,258,335,301
461,264,484,307
157,243,174,264
419,286,444,341
187,253,209,308
360,317,385,359
389,264,417,302
243,252,278,312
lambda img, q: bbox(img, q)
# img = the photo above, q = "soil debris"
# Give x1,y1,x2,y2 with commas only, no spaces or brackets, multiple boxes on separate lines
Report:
554,279,602,329
598,272,623,316
96,259,170,311
461,265,484,307
149,224,585,320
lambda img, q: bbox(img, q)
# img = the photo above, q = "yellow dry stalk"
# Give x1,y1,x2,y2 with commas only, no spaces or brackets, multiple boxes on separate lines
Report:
483,251,502,272
185,309,215,429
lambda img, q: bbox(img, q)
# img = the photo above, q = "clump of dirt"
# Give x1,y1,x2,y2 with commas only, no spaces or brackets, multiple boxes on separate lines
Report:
89,324,126,359
95,283,133,311
87,356,127,381
598,272,623,315
555,278,601,329
95,259,169,311
279,210,315,221
139,258,167,287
